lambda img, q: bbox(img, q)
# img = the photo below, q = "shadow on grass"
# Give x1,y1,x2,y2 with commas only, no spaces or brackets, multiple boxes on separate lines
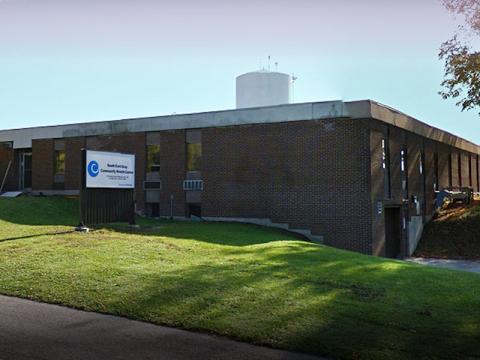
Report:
100,245,480,360
104,221,307,247
0,196,304,247
0,196,79,226
2,196,480,358
0,230,75,243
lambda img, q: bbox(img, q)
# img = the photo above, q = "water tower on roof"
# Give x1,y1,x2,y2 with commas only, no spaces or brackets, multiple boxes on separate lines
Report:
236,58,294,109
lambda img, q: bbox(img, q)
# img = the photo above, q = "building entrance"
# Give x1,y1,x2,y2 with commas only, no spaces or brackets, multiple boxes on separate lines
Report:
385,207,402,258
19,150,32,190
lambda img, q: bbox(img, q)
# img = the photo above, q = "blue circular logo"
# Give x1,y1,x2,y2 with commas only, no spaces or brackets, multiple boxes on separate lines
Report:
87,160,100,177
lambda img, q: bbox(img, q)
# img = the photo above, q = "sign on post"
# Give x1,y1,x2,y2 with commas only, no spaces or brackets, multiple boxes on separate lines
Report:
86,150,135,189
78,149,136,228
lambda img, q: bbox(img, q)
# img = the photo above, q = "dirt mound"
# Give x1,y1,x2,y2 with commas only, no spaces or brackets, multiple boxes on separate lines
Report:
414,201,480,260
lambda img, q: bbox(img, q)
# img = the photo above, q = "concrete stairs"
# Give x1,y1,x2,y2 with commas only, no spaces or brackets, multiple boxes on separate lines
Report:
287,227,323,244
201,216,324,244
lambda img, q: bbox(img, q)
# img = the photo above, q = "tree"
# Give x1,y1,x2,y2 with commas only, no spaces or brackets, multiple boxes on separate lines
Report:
439,0,480,113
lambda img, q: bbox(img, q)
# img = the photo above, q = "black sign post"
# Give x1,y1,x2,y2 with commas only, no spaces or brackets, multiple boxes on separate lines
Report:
76,149,136,231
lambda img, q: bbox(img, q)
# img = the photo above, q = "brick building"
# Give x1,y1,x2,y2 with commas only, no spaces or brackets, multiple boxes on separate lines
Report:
0,100,479,258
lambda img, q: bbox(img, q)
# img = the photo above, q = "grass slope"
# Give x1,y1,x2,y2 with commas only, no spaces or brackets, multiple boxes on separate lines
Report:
415,203,480,260
0,197,480,360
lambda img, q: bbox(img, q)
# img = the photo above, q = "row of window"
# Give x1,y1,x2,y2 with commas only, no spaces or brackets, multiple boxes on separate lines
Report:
146,131,202,173
447,152,478,188
381,137,479,198
146,144,202,173
53,132,204,183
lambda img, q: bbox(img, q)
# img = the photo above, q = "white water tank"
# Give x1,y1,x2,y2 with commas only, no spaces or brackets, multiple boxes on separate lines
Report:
236,71,291,109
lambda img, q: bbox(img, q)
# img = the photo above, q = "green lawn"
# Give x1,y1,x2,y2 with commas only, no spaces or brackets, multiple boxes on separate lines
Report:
0,197,479,360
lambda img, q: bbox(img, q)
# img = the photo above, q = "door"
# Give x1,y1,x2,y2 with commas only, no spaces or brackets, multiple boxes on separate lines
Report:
20,151,32,190
385,207,401,258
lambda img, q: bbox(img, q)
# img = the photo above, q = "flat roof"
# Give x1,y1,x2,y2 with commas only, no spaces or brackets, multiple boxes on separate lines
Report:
0,100,479,154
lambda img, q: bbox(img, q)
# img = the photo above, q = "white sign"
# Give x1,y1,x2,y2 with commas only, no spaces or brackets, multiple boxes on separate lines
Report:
86,150,135,189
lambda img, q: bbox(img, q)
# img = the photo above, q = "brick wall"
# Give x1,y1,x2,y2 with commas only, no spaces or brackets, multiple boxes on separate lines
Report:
158,130,186,217
461,152,470,187
468,154,475,188
424,140,436,215
370,128,386,256
202,119,373,254
368,119,479,257
0,144,16,191
32,139,54,190
65,137,85,190
450,150,459,187
473,155,480,192
437,143,451,189
388,125,405,203
406,133,423,216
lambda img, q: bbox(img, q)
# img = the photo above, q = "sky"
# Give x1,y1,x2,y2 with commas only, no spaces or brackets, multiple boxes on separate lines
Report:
0,0,479,143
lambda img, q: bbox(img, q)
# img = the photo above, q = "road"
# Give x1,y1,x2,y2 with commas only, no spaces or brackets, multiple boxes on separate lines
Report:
0,295,325,360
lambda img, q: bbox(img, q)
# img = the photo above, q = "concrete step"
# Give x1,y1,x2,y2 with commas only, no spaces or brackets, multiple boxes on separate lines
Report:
289,228,324,244
268,222,290,230
0,191,23,198
198,216,324,244
308,234,324,244
289,228,312,237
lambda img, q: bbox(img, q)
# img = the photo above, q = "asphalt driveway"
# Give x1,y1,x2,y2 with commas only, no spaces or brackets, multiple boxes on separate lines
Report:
0,295,325,360
407,257,480,273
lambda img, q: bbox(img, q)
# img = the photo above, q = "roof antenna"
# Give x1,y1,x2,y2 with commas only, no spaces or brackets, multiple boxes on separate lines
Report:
291,73,298,103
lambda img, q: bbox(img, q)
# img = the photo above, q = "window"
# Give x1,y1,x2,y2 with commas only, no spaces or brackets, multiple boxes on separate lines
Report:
147,144,160,172
147,203,160,218
144,181,162,190
187,143,202,171
400,149,406,172
55,151,65,174
401,148,408,196
382,135,391,198
187,203,202,218
54,139,65,183
419,152,424,175
381,139,387,169
186,130,202,172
